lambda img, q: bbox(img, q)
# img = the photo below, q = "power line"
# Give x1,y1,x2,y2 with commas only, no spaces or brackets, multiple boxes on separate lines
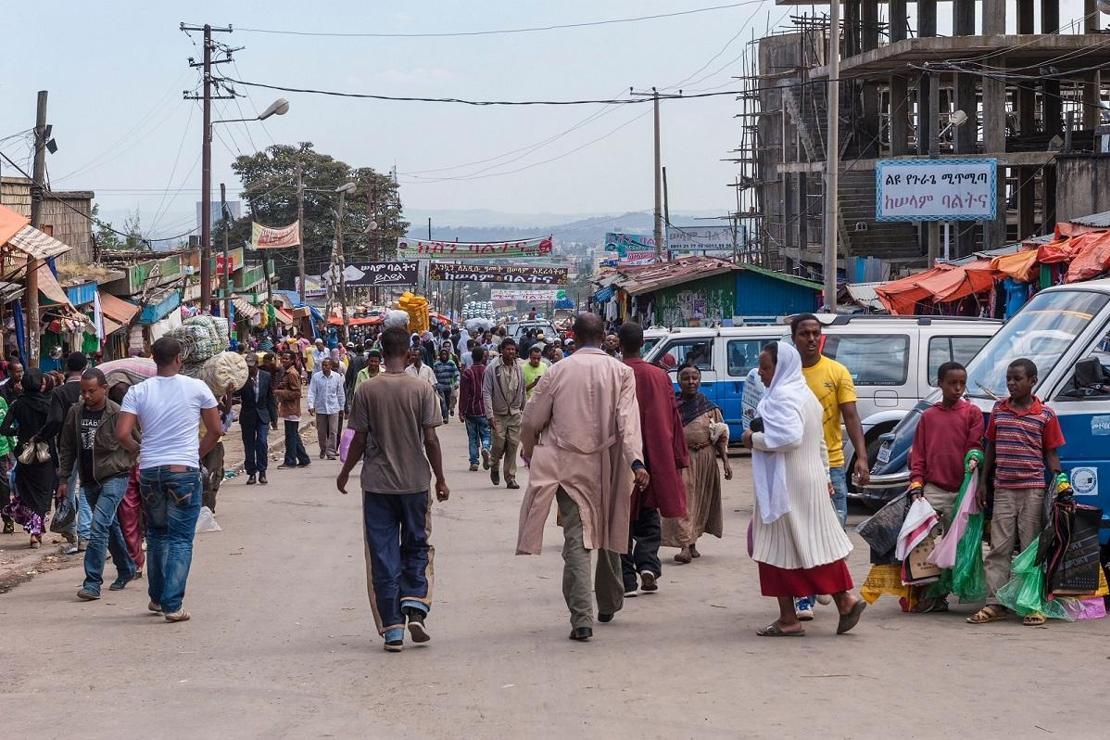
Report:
218,75,750,106
232,2,766,38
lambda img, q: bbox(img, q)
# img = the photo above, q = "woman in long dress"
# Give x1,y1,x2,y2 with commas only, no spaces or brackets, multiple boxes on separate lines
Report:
663,365,732,563
0,370,60,548
742,342,866,636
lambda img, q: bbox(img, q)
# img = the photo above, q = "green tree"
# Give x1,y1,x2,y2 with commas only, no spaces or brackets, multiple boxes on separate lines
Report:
227,143,409,291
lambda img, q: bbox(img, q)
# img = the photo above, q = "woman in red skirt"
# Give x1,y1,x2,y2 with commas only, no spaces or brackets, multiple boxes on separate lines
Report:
741,341,866,637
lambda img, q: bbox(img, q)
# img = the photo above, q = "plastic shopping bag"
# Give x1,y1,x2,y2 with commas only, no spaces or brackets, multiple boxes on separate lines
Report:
339,427,356,463
995,540,1069,620
895,498,939,561
195,506,222,533
49,496,76,534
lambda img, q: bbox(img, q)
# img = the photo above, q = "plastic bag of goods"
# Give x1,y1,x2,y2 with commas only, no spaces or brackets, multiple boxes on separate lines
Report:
383,309,410,330
184,314,229,352
182,351,249,396
397,292,429,334
195,506,221,533
465,317,494,333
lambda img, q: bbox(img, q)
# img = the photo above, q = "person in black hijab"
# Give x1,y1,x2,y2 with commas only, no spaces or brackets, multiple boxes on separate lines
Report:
0,370,61,547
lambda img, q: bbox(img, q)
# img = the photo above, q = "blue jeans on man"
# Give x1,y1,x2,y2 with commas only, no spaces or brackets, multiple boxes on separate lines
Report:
139,466,202,614
362,490,434,639
242,421,269,476
82,475,136,596
464,415,491,467
63,469,92,542
283,419,311,467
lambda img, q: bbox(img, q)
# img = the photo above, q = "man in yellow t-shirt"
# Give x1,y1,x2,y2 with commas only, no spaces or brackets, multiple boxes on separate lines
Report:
791,313,870,527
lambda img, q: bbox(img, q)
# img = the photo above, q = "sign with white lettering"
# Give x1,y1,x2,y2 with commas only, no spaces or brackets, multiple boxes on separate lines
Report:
490,288,560,303
875,159,997,221
429,263,568,285
343,261,419,287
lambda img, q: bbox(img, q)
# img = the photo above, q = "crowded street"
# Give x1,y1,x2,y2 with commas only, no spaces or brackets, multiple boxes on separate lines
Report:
2,418,1105,738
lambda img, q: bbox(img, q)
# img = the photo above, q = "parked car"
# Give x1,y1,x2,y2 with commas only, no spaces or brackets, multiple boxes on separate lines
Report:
866,281,1110,544
642,315,1000,496
642,327,668,357
508,320,558,342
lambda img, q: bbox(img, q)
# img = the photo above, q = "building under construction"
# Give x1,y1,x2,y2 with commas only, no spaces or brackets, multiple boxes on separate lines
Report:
733,0,1110,280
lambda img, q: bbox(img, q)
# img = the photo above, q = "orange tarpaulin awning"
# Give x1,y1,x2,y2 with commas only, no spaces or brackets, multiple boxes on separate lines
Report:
0,204,30,247
1037,237,1084,264
1066,231,1110,283
875,261,1000,315
991,248,1040,282
874,266,948,314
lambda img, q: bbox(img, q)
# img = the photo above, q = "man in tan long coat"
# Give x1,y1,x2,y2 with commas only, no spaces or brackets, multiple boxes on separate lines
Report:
516,313,648,642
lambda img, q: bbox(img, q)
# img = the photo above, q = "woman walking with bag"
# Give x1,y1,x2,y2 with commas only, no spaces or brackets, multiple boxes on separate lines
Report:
743,342,865,637
0,370,61,548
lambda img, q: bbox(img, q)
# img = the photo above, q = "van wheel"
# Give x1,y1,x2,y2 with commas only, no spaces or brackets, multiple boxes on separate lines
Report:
848,433,891,509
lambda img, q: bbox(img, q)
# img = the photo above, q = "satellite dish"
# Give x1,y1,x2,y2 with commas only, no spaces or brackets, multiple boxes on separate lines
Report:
950,109,969,127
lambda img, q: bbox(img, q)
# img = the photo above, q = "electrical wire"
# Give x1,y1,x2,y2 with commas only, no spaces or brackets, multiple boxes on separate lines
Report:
149,101,199,233
233,2,767,39
217,75,750,106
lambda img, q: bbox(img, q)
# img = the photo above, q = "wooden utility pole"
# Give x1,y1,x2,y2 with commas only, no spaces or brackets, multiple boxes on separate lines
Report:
336,191,350,342
631,88,666,261
26,90,48,369
296,158,306,302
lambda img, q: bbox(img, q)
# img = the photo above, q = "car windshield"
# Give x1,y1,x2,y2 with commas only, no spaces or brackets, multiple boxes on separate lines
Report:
965,290,1110,399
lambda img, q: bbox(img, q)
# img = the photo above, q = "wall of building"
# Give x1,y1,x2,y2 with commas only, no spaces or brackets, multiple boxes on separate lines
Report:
1055,155,1110,224
0,177,94,263
655,272,735,327
735,270,820,317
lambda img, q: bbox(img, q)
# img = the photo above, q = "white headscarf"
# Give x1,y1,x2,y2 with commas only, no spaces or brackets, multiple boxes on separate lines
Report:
752,341,811,524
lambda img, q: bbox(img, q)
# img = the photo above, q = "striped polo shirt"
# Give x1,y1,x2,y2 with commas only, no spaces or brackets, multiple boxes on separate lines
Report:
986,397,1065,489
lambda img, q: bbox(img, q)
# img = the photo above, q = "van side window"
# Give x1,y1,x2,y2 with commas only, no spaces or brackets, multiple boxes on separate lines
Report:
657,339,714,372
727,339,766,377
927,336,992,386
823,334,909,386
1055,343,1110,401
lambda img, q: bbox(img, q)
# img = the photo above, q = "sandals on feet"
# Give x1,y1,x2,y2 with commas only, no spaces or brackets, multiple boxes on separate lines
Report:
967,605,1007,624
836,600,867,634
1023,612,1046,626
757,622,805,637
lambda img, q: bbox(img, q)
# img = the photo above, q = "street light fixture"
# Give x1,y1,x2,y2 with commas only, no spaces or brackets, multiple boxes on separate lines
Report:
258,98,290,120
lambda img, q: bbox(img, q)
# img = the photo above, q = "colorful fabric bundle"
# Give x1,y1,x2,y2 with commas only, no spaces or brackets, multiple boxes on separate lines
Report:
859,564,917,612
896,498,939,561
927,450,988,602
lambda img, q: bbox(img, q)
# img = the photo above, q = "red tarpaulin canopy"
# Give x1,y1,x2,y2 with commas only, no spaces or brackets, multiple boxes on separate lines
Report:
1066,230,1110,283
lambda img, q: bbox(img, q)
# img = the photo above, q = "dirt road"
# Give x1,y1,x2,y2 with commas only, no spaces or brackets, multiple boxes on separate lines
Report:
1,420,1106,738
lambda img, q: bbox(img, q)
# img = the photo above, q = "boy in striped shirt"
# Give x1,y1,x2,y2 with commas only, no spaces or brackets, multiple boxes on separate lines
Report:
970,358,1065,625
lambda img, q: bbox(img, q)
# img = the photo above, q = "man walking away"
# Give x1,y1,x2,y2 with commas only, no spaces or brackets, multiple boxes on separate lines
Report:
276,352,311,469
517,313,648,641
433,347,460,424
619,322,689,597
51,352,89,553
459,346,491,472
483,337,526,489
308,358,345,459
116,337,220,623
239,354,277,485
59,369,138,600
337,326,449,653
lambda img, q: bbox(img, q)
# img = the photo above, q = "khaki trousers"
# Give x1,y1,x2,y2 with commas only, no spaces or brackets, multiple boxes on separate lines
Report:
316,412,339,457
489,412,521,481
986,487,1044,605
557,488,623,629
922,483,959,533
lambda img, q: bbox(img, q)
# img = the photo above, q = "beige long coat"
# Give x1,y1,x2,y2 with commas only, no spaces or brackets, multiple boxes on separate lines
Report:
516,347,643,555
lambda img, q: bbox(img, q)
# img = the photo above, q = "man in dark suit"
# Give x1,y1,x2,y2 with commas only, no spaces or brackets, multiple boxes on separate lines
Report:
240,354,278,485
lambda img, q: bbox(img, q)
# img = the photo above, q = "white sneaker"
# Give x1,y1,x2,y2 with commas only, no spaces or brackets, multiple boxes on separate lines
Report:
816,594,833,606
796,607,815,621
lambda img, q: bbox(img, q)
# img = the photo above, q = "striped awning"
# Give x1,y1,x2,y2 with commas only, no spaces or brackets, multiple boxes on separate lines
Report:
232,297,260,320
7,225,72,260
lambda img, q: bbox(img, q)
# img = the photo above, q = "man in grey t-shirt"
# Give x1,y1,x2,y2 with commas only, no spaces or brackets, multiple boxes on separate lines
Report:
338,326,449,653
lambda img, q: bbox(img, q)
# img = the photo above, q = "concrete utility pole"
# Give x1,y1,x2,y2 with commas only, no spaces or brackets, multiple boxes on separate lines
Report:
26,90,47,368
631,88,666,261
296,159,306,302
182,23,233,312
334,183,356,342
823,2,841,312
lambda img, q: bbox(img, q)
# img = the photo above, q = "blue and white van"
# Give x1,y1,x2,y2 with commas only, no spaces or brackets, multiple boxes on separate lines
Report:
868,279,1110,542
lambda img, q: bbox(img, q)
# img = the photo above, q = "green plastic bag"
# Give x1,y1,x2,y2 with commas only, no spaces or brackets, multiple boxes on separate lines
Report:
995,540,1069,620
928,450,987,602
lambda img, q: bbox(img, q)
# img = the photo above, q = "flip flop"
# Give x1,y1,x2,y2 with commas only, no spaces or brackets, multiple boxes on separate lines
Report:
1023,613,1047,626
836,600,867,634
757,622,805,637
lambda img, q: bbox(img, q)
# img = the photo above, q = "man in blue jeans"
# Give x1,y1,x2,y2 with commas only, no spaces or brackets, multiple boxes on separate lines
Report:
58,368,138,600
338,326,449,653
116,337,220,623
458,346,491,472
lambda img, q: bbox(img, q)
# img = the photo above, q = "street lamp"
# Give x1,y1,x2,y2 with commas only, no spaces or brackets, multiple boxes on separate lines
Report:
200,98,291,312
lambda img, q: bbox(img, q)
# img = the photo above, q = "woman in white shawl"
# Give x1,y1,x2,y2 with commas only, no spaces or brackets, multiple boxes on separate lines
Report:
741,341,866,637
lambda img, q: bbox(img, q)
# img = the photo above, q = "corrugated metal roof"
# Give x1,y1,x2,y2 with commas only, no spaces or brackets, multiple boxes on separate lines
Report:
608,256,736,296
845,282,885,311
1068,209,1110,228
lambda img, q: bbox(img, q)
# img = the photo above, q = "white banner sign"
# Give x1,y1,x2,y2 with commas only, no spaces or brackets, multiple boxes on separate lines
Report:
875,158,997,222
490,288,559,302
667,225,737,253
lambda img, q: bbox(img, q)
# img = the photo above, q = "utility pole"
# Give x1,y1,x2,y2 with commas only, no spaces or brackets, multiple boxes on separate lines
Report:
26,91,47,368
182,23,234,313
296,158,306,302
662,165,671,260
336,190,351,343
823,3,841,312
631,88,666,261
220,182,231,321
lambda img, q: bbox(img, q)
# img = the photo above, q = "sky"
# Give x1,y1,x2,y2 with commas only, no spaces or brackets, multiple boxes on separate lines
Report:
0,0,790,238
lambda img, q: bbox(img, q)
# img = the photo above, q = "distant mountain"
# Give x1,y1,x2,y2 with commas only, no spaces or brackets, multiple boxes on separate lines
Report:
406,209,727,247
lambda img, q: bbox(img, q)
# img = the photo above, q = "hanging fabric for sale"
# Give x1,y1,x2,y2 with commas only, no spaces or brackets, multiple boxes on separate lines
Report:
896,498,939,561
927,450,988,602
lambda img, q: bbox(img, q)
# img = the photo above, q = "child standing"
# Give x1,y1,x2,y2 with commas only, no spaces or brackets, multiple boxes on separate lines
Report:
968,358,1065,626
907,361,984,613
